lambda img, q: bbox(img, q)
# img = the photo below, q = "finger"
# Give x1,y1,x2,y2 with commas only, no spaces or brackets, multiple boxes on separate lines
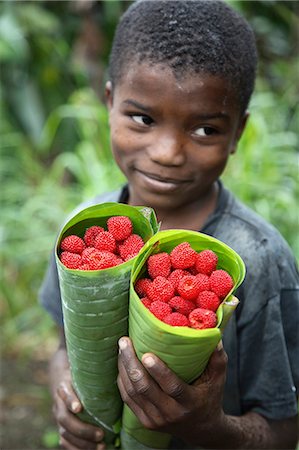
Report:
141,353,189,401
205,340,228,382
60,436,78,450
58,381,82,414
55,395,104,442
118,341,161,411
118,338,173,427
117,373,159,430
59,426,98,450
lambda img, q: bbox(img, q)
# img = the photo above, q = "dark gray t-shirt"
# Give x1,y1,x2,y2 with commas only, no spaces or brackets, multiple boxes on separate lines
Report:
40,183,299,422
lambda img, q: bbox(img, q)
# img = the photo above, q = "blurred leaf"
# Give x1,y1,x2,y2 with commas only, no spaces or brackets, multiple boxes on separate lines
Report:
41,429,60,448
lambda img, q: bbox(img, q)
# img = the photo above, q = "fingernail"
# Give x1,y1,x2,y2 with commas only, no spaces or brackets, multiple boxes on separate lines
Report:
95,430,103,441
143,355,155,368
118,338,127,351
217,340,223,351
71,400,80,412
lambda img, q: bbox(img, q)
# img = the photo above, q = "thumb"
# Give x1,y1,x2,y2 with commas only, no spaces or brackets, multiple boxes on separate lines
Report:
194,340,227,387
205,340,228,383
57,380,82,414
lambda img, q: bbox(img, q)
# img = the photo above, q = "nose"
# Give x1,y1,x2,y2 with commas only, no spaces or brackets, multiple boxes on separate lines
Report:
148,131,186,166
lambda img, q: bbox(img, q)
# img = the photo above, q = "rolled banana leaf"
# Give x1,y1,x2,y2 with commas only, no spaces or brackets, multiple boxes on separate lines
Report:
121,229,246,449
55,203,158,446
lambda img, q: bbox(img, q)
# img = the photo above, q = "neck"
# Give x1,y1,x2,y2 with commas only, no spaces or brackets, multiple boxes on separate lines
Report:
129,183,219,232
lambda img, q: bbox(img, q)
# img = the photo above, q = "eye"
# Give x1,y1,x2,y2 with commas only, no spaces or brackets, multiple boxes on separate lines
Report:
131,115,153,126
194,127,216,137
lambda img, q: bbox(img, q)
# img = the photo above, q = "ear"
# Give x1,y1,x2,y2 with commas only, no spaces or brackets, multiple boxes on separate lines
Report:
105,81,113,111
230,112,249,155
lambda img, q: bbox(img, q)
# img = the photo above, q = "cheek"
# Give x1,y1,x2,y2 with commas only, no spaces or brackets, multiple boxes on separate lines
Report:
191,148,230,174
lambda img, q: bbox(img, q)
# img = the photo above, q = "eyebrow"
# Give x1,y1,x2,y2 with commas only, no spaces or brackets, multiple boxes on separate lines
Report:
123,99,230,121
123,99,152,113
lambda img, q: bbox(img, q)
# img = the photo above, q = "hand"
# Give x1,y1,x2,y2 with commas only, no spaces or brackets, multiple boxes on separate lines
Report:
117,337,227,446
53,368,105,450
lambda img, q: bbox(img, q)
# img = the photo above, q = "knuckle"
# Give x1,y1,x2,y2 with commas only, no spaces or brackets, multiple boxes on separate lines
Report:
167,382,184,399
135,382,151,396
128,368,143,382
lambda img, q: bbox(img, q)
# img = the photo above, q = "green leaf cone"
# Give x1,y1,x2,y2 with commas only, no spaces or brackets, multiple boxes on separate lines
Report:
121,230,246,449
55,203,158,446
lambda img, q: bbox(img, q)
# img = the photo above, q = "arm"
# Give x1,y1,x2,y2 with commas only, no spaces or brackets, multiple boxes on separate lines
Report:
117,337,298,450
50,328,106,450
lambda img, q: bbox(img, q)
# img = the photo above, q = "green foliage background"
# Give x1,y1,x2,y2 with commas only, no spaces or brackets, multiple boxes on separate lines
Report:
1,0,298,357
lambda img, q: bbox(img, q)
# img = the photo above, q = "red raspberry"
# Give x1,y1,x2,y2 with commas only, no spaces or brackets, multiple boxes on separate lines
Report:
195,273,210,292
196,290,221,312
107,216,133,241
149,301,172,321
61,235,86,254
83,226,104,247
84,249,120,270
60,251,82,269
195,250,218,275
189,308,217,329
163,312,189,327
135,278,152,297
147,276,175,303
141,297,152,309
209,269,234,299
82,247,97,263
94,231,116,253
119,234,144,260
78,263,92,271
168,269,189,291
168,296,195,316
177,275,201,301
147,252,171,279
170,242,197,269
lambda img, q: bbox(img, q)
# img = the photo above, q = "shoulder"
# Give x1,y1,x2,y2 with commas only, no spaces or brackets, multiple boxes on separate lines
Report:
215,188,297,275
214,188,298,321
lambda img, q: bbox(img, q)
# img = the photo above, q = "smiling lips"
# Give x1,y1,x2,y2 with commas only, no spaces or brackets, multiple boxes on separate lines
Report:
136,168,191,185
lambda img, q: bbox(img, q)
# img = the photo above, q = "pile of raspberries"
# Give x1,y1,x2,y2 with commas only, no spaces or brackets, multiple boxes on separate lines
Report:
59,216,144,270
134,242,234,330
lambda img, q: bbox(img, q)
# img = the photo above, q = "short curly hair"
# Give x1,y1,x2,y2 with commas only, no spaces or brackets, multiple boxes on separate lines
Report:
108,0,258,113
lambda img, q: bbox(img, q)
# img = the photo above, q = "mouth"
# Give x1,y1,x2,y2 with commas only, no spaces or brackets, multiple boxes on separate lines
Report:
135,168,191,194
136,169,191,184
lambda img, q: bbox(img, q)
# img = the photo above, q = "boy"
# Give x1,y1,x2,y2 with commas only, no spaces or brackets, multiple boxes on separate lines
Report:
40,1,299,449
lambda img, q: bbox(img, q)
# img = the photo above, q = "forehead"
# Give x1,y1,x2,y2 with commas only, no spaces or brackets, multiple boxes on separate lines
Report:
113,63,239,112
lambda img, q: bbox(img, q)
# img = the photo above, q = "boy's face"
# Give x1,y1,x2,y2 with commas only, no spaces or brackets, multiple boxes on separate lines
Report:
106,63,247,212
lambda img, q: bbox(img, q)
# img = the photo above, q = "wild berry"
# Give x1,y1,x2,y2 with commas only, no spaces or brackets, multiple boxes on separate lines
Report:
170,242,197,269
147,252,171,279
61,235,86,254
119,234,144,261
196,290,220,312
168,296,195,316
168,269,189,291
107,216,133,241
135,278,152,297
195,273,210,292
177,275,201,301
147,276,175,303
83,226,104,247
163,312,189,327
195,250,218,275
149,301,172,321
189,308,217,329
94,231,116,253
209,269,233,299
60,251,82,269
